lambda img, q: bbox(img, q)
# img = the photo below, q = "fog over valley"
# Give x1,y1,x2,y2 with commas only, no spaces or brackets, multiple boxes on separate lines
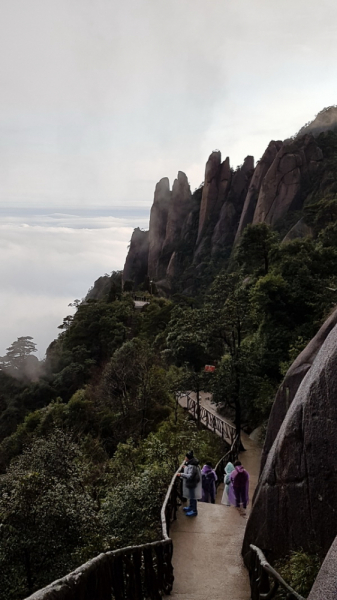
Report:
0,209,148,357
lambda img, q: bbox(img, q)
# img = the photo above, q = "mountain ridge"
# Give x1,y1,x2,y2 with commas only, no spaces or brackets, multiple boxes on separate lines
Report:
123,107,337,295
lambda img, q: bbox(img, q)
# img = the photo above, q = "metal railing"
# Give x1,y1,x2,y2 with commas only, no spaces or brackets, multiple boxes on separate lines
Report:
249,545,306,600
214,434,240,487
25,464,185,600
186,394,237,445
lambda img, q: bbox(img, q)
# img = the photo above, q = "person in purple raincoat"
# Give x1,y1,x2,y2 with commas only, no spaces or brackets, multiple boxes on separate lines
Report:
229,460,249,515
201,462,217,503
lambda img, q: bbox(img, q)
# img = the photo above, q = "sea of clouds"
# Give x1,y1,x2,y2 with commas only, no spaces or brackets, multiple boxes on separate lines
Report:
0,208,149,359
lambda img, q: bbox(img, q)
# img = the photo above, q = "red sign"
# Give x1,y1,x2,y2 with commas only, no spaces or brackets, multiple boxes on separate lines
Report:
204,365,216,372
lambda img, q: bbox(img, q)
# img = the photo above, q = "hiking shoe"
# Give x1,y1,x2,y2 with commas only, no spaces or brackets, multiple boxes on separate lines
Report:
186,510,198,517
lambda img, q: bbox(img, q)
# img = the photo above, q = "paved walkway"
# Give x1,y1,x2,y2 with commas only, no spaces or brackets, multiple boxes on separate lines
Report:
167,398,261,600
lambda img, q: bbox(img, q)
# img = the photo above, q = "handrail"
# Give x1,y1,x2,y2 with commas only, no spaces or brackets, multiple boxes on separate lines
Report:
249,544,306,600
161,461,185,540
25,467,183,600
185,394,236,445
214,434,240,487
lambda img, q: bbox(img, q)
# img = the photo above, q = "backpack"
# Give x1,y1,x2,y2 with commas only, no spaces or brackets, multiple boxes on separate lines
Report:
202,471,214,492
233,468,248,487
186,465,200,488
192,465,200,484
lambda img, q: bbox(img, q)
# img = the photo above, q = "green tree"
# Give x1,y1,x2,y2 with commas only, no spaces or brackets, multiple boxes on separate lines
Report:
1,337,37,372
0,431,102,600
205,273,251,437
165,306,210,427
98,338,171,441
235,222,279,275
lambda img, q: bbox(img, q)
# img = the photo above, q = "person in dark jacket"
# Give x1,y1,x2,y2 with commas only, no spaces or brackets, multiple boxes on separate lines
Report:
230,460,249,515
201,461,217,503
177,450,202,517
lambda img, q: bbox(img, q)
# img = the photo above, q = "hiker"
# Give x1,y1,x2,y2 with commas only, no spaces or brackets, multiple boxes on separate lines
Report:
201,461,217,503
177,450,202,516
230,460,249,514
221,461,235,506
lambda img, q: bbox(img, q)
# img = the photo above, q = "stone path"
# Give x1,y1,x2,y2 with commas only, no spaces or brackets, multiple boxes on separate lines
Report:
167,398,261,600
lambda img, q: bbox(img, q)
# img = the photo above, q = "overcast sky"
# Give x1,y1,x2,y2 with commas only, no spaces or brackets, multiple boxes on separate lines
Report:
1,0,337,356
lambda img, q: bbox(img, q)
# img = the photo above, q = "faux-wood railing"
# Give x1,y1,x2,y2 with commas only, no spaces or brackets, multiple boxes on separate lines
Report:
25,463,184,600
249,544,306,600
186,394,237,445
214,434,240,487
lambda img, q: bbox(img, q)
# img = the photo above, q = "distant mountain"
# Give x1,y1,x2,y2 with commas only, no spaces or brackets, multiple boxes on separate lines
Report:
123,109,337,295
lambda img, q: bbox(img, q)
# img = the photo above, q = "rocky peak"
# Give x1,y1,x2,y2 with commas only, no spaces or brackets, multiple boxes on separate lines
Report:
296,106,337,138
160,171,192,274
197,151,224,245
252,134,323,226
123,227,149,286
211,156,254,254
148,177,171,279
235,141,282,241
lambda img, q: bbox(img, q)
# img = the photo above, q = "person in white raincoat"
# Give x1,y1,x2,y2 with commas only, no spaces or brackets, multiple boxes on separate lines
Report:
177,450,202,517
221,461,235,506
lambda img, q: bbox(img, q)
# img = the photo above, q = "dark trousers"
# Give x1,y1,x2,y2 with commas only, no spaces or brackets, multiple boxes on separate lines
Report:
203,489,215,504
234,486,246,509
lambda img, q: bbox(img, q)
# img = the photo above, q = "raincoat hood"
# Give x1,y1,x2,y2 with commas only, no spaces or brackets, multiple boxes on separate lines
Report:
202,464,213,474
225,462,235,474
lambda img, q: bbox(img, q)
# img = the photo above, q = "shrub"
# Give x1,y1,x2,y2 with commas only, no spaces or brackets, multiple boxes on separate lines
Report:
274,550,322,598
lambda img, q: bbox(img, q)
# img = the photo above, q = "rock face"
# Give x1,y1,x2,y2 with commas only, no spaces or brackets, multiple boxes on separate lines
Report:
260,307,337,473
235,141,282,241
282,217,313,243
196,151,227,246
122,112,337,293
160,172,192,274
243,322,337,562
123,228,149,286
252,135,323,227
308,535,337,600
148,178,171,280
212,156,254,255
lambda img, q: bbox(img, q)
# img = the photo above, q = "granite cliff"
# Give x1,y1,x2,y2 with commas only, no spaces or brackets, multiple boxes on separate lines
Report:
123,107,337,294
242,316,337,562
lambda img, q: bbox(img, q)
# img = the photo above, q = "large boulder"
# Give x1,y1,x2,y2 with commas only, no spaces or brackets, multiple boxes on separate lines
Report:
148,178,171,280
308,536,337,600
260,307,337,472
243,322,337,562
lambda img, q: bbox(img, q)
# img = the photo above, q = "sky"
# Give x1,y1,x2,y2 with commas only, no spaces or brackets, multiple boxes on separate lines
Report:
1,0,337,356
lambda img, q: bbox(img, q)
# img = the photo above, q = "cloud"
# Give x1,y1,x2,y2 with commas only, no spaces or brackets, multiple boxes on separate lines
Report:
0,211,144,357
0,0,336,208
